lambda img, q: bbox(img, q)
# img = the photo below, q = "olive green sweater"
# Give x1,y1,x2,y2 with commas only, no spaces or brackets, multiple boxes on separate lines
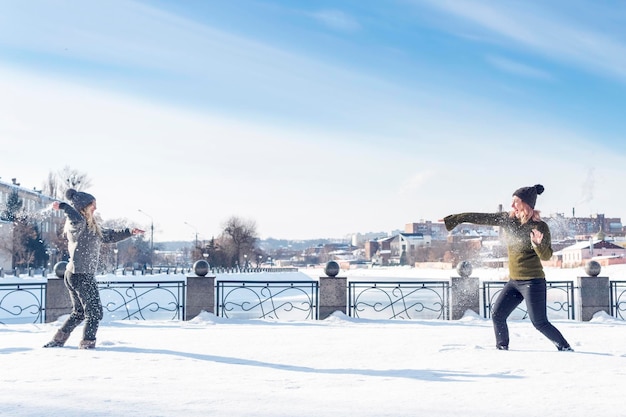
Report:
443,212,553,280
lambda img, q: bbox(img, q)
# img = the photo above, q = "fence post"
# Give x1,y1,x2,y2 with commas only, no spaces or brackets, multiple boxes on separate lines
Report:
450,261,480,320
319,261,347,320
576,261,610,321
185,260,215,320
45,262,72,323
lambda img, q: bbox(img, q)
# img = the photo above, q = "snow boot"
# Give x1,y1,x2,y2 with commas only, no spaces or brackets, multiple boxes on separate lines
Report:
43,329,70,348
79,339,96,349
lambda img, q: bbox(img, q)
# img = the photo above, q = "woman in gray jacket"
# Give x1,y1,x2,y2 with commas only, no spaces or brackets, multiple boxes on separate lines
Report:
44,188,143,349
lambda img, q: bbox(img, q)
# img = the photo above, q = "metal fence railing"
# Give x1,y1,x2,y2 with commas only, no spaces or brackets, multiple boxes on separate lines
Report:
349,281,450,320
3,276,626,323
216,280,318,320
0,282,46,324
482,281,575,320
610,280,626,320
98,280,186,321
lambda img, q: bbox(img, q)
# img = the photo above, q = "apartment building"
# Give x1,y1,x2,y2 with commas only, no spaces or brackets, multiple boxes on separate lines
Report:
0,178,63,270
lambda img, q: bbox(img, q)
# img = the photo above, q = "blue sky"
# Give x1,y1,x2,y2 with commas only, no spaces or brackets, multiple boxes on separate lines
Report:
1,0,626,241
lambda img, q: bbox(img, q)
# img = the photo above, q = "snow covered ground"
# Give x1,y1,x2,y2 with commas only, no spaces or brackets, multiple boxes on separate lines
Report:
2,265,626,417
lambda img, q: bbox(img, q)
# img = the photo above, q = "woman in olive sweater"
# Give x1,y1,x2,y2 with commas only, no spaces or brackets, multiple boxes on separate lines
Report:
44,189,143,349
443,184,572,351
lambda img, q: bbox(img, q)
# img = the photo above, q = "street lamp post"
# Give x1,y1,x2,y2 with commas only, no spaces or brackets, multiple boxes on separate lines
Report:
138,209,154,268
184,222,199,249
184,222,199,263
113,247,119,273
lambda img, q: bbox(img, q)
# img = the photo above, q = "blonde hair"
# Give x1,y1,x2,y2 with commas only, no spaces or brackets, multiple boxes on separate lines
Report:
509,201,541,224
64,202,102,237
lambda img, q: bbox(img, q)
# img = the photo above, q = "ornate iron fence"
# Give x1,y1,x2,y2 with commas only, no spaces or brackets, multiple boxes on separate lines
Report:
349,281,450,320
482,281,575,320
211,267,298,274
610,281,626,320
0,282,46,324
216,280,318,319
98,281,185,320
3,276,624,323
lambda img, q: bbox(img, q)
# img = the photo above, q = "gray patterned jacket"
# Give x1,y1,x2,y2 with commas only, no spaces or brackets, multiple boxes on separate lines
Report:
59,202,133,275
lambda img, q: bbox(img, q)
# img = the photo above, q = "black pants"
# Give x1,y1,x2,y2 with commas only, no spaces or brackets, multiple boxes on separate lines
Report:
492,278,569,349
60,271,103,341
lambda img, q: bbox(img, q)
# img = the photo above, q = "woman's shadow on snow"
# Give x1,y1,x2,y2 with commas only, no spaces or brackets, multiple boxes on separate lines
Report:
103,345,523,382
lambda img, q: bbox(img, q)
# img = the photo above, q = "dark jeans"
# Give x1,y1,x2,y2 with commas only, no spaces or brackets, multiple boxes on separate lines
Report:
60,271,103,341
492,278,569,349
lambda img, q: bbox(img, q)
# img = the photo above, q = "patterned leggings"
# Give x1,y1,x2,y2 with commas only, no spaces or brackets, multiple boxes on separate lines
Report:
60,272,103,341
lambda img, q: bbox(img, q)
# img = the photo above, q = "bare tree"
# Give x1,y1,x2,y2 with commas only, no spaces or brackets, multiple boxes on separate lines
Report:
98,217,147,272
11,217,37,269
60,165,92,192
41,171,60,199
41,166,93,200
221,216,258,268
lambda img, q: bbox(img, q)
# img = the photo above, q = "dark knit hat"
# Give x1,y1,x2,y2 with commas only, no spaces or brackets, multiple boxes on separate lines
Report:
512,184,544,209
66,188,96,211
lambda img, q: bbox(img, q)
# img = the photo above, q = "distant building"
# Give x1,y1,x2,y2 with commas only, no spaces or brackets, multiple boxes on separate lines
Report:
392,232,431,264
365,232,433,266
405,221,448,241
366,236,395,265
0,178,63,270
556,239,626,268
547,212,624,240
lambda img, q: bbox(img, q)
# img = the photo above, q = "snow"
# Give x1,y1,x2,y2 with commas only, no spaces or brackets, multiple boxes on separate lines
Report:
2,266,626,417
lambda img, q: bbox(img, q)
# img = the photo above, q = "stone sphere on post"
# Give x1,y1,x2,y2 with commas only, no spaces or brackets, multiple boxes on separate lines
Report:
53,261,68,279
193,259,210,277
456,260,473,278
324,261,340,278
585,260,601,277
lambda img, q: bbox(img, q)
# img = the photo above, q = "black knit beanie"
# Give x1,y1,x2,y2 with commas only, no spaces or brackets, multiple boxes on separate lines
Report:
512,184,544,209
66,188,96,211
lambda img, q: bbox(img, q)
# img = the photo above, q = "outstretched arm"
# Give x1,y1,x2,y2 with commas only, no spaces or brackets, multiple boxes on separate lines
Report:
102,228,144,244
442,212,507,231
51,201,83,227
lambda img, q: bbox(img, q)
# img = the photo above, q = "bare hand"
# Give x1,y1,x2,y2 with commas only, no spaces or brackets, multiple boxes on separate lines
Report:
51,201,60,210
530,229,543,245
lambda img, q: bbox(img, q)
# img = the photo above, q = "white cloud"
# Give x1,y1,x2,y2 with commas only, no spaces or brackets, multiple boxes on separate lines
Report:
310,9,361,32
486,55,553,81
397,171,434,196
3,61,625,240
420,0,626,82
